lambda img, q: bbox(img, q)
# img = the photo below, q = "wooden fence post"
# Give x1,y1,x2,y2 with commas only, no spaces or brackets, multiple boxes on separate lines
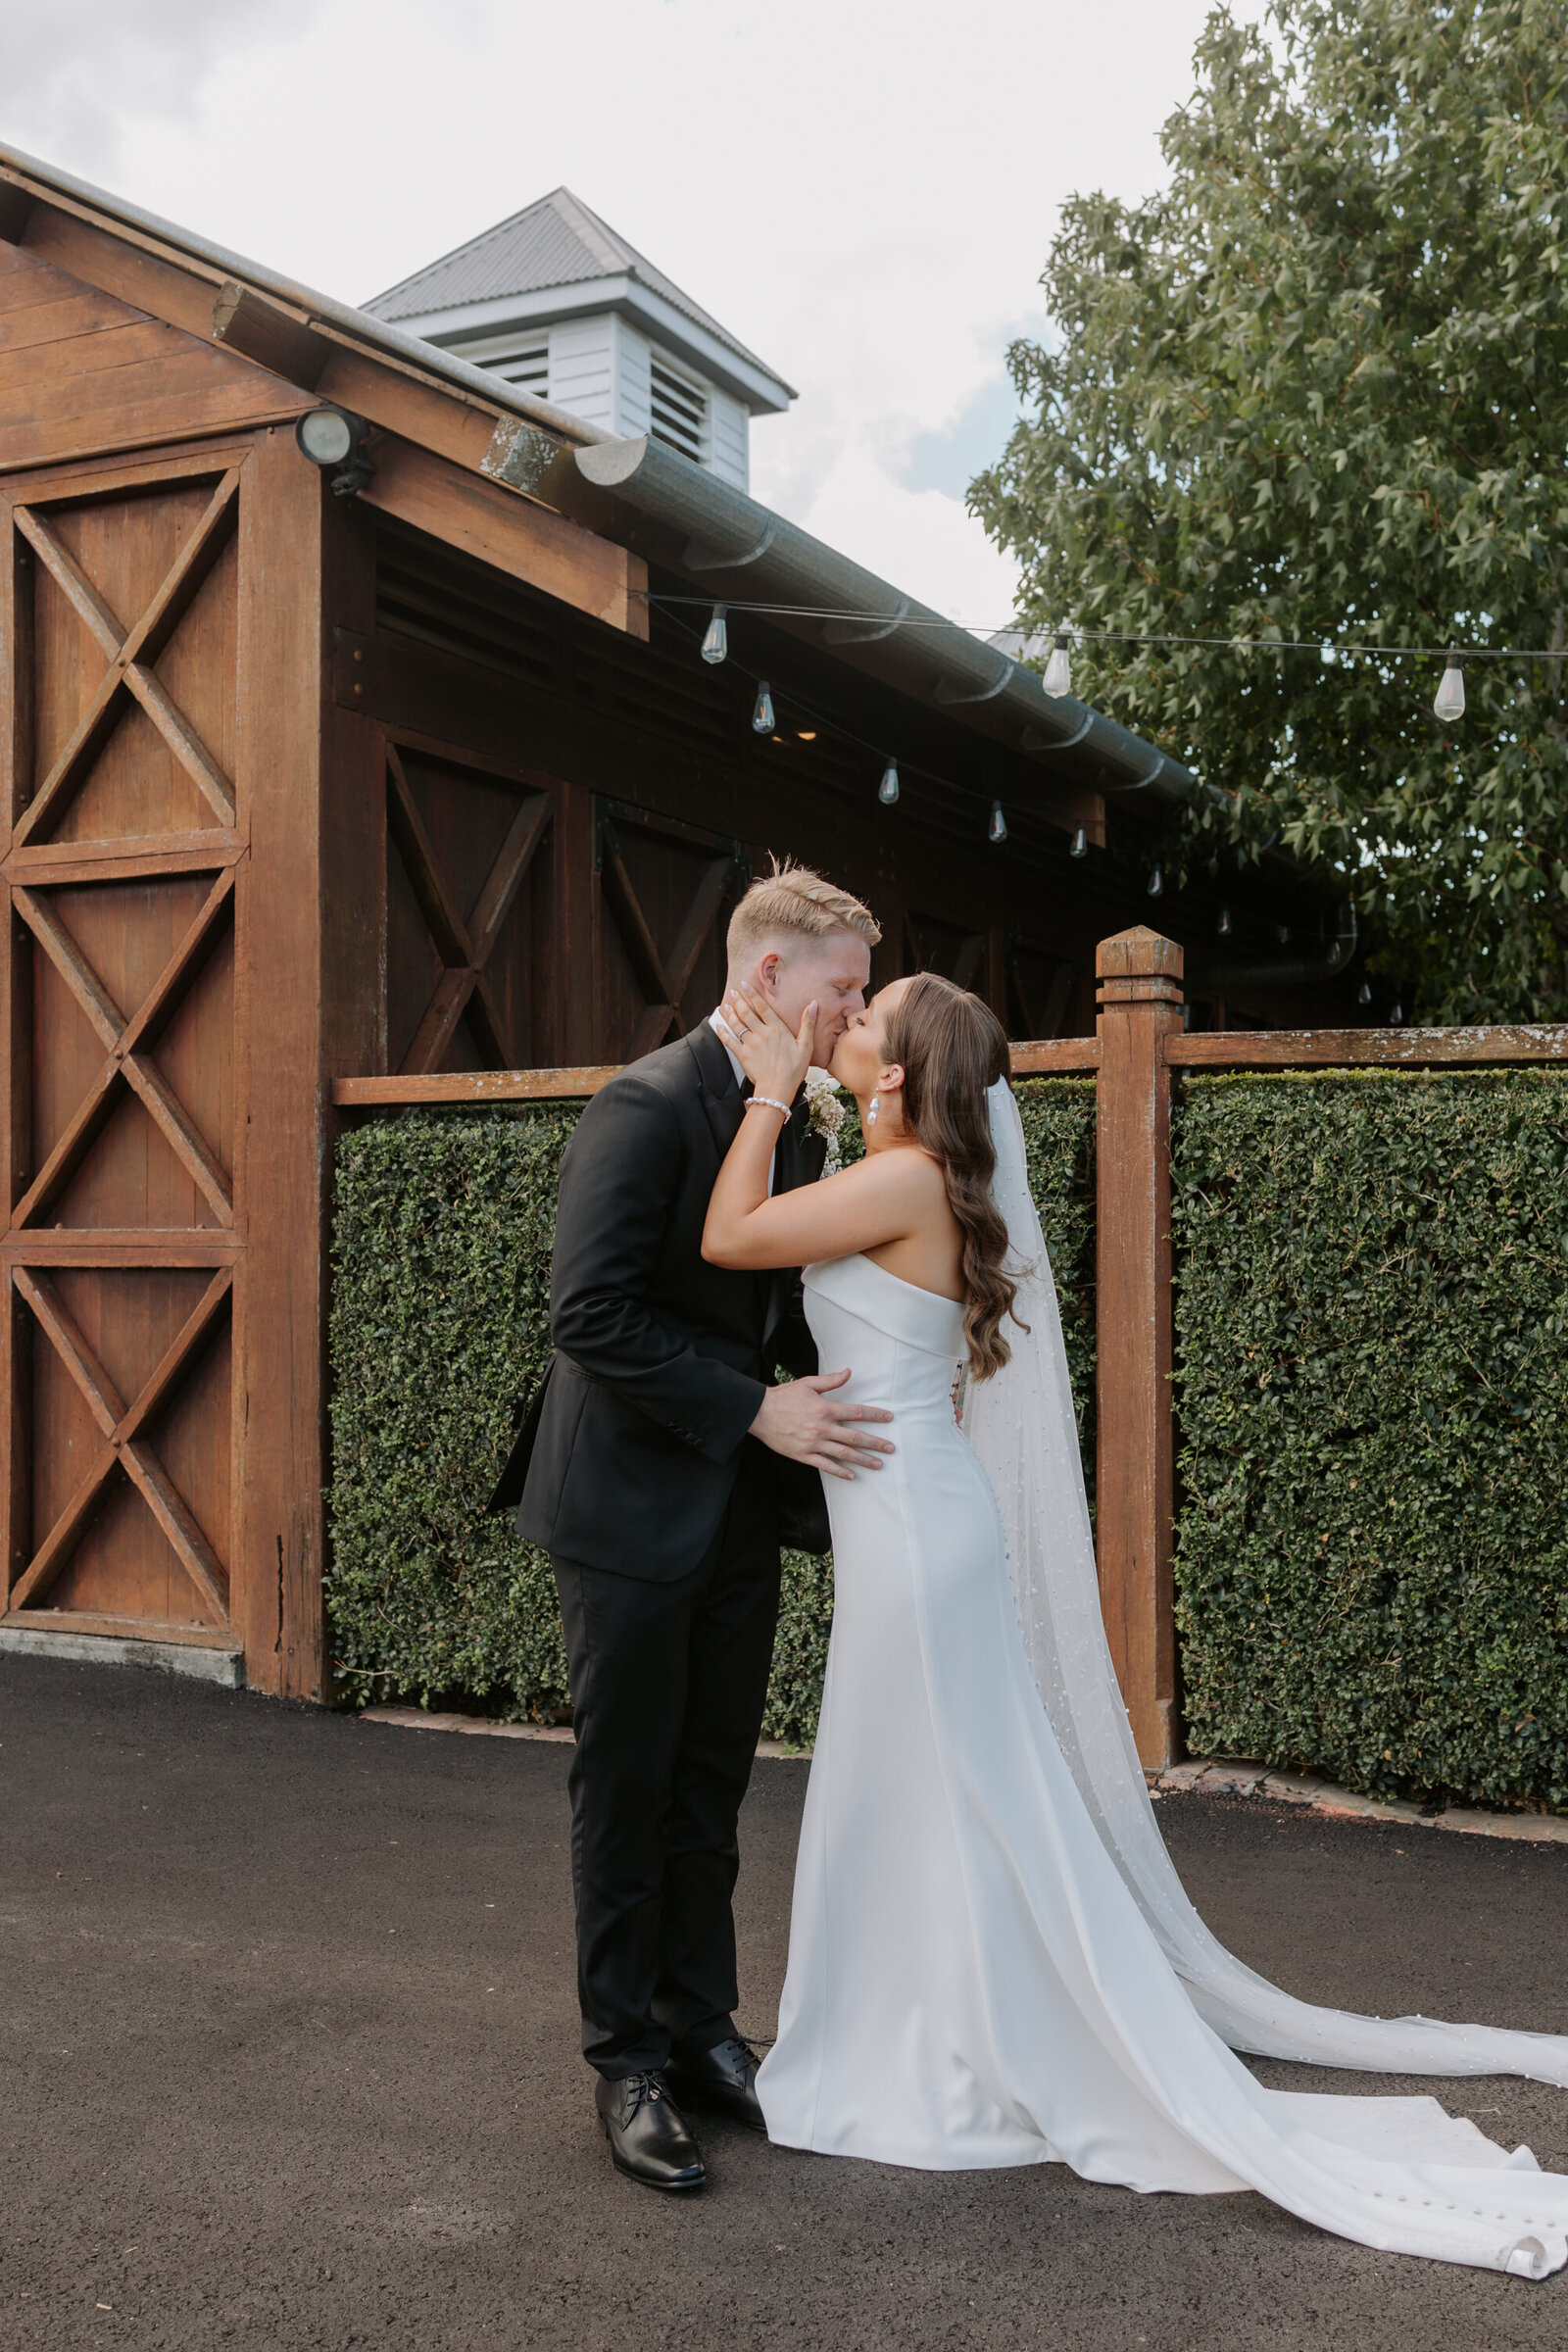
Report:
1095,926,1184,1770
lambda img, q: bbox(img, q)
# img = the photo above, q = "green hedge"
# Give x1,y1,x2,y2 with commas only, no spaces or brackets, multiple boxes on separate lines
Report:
325,1078,1096,1741
1172,1068,1568,1813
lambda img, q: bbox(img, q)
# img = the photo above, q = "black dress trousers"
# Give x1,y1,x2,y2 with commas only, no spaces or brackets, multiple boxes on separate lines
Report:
552,1460,782,2079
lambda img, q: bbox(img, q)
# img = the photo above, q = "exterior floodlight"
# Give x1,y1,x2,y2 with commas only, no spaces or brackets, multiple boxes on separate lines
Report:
1043,632,1072,698
1433,650,1465,723
1069,824,1088,858
295,408,374,496
989,800,1007,845
752,681,775,734
701,605,728,664
878,759,901,807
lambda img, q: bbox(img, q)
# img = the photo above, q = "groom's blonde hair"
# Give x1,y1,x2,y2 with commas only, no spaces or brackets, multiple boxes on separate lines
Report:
726,857,880,966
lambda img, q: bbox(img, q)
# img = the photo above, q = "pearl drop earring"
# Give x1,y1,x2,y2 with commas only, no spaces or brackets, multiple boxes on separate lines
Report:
867,1092,879,1128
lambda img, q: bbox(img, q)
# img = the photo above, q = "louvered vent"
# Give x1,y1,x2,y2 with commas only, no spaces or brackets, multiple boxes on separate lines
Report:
485,337,550,397
650,356,707,463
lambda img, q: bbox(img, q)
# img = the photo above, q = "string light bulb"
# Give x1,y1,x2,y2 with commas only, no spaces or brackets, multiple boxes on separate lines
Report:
752,681,775,734
1357,981,1372,1005
989,801,1007,845
1216,906,1232,937
1433,649,1465,723
878,759,901,806
701,605,728,664
1391,1002,1405,1026
1069,824,1088,858
1043,632,1072,698
1148,864,1164,899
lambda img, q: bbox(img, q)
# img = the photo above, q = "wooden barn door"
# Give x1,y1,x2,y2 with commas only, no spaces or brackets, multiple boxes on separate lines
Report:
595,802,749,1062
0,431,325,1690
380,732,557,1078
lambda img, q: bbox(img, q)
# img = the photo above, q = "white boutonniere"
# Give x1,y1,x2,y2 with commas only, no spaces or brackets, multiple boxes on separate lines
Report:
804,1067,847,1176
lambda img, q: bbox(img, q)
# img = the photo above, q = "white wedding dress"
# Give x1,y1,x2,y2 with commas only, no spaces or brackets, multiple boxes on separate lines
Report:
756,1083,1568,2278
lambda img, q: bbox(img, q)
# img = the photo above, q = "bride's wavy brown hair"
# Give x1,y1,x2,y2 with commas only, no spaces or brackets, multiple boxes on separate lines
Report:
880,972,1020,1379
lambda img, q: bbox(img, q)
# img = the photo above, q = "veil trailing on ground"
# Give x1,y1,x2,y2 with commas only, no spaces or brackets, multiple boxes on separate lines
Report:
965,1076,1568,2090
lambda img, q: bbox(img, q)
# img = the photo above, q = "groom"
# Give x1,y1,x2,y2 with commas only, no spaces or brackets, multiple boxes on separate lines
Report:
511,859,891,2191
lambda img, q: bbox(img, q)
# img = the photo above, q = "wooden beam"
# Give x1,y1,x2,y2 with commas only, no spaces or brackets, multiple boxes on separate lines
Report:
1094,928,1183,1772
1167,1024,1568,1068
1008,1038,1101,1074
234,424,327,1699
333,1065,620,1106
210,280,324,387
356,435,648,639
332,1035,1101,1107
1,1230,241,1264
2,1605,239,1650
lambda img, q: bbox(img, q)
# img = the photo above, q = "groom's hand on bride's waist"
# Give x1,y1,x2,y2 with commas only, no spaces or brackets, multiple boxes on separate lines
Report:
749,1369,893,1480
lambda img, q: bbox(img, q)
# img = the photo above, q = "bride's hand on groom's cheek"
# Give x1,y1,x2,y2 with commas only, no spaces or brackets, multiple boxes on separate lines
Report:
718,986,814,1100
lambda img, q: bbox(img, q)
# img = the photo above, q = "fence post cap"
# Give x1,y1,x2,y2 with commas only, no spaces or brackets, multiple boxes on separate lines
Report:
1096,927,1185,982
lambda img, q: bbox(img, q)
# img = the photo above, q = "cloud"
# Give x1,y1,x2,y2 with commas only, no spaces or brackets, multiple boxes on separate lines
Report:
0,0,321,176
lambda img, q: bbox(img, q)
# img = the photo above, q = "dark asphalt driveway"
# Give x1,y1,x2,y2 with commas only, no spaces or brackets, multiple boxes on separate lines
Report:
3,1653,1567,2352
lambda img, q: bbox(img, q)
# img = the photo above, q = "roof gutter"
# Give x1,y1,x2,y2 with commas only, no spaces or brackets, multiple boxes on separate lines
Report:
573,435,1211,814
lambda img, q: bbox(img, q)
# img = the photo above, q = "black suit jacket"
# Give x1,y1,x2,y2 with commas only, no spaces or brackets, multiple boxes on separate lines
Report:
508,1021,829,1578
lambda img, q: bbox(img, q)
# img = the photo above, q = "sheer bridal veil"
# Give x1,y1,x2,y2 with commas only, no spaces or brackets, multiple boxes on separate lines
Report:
966,1077,1568,2091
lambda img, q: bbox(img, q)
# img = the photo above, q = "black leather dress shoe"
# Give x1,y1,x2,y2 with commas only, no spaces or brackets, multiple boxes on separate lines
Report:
595,2071,706,2190
667,2034,766,2132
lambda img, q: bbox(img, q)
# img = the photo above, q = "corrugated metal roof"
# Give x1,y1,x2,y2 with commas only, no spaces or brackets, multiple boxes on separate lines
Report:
365,187,792,395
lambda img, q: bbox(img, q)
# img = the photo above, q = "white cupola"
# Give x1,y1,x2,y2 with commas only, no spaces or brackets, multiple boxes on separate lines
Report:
364,187,794,493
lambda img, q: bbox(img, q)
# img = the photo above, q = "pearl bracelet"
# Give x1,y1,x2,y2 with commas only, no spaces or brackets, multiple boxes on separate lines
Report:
747,1095,793,1117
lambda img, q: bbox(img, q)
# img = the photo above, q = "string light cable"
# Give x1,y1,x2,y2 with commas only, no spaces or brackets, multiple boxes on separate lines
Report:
640,591,1568,666
648,592,1564,725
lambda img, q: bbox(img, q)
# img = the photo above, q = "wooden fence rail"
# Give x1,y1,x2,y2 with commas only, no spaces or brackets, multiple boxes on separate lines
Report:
333,924,1568,1768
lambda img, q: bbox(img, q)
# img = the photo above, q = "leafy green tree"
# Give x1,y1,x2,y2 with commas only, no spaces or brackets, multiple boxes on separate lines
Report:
971,0,1568,1021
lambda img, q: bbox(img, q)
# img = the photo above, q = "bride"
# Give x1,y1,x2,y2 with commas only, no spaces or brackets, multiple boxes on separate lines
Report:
703,968,1568,2279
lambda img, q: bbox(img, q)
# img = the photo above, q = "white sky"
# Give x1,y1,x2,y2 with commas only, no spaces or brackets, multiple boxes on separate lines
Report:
1,0,1261,626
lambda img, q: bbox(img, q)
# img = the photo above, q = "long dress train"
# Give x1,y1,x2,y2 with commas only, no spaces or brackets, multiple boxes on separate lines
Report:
755,1236,1568,2278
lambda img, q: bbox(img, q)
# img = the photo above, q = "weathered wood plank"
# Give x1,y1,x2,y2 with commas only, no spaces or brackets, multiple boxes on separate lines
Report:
1,1230,241,1263
1,1604,239,1649
356,436,648,638
1166,1024,1568,1068
333,1064,620,1105
332,1034,1101,1106
1094,928,1182,1772
0,375,310,474
0,316,222,395
1005,1037,1101,1074
4,835,245,883
0,285,137,353
18,203,224,339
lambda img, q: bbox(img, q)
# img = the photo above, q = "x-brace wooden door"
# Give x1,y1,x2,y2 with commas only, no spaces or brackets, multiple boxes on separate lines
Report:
0,443,254,1662
595,802,750,1063
382,733,556,1078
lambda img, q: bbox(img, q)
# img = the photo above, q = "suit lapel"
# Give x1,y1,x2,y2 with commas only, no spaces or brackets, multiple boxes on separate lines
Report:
685,1020,747,1165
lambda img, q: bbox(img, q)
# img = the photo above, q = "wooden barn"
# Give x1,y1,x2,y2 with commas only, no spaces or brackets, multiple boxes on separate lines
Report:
0,143,1359,1701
